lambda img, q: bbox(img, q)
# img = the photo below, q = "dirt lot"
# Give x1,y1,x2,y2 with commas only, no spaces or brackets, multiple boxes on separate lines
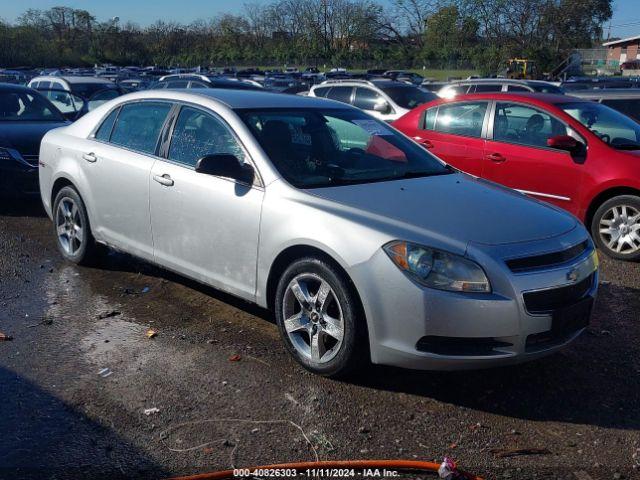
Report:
1,200,639,480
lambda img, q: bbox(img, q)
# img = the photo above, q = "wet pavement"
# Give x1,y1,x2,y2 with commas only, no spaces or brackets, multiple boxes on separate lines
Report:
1,200,639,480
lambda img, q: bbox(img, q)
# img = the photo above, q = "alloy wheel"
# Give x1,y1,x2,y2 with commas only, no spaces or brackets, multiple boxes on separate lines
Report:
282,273,344,364
599,204,640,255
56,197,84,256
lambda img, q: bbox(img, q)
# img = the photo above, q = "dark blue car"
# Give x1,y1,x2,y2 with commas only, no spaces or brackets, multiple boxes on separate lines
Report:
0,84,68,196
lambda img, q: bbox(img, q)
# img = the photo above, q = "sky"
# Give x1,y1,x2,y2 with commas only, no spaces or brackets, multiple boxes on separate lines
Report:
1,0,638,39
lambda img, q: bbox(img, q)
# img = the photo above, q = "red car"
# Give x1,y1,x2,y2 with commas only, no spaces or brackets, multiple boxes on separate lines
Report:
392,93,640,260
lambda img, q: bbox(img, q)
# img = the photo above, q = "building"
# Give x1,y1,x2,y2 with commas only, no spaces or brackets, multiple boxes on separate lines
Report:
603,35,640,68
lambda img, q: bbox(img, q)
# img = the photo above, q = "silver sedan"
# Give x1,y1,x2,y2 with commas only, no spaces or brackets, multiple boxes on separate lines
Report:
39,89,599,377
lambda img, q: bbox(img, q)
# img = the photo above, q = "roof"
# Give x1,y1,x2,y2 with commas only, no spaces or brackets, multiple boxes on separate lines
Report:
31,75,115,84
0,82,35,92
448,78,555,86
440,92,582,105
122,88,352,110
603,35,640,47
568,89,640,99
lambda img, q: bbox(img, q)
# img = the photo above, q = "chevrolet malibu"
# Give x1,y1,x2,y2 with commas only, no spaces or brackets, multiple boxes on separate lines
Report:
39,90,598,377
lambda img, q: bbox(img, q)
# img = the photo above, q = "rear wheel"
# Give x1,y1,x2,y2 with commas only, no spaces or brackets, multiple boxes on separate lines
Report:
274,256,368,377
53,186,100,265
591,195,640,261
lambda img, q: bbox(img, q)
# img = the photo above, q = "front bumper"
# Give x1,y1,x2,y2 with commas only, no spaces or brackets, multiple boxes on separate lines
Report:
351,227,598,370
0,152,40,197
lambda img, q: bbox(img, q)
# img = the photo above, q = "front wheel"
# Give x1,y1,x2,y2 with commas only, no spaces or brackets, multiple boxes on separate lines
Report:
274,257,368,377
591,195,640,261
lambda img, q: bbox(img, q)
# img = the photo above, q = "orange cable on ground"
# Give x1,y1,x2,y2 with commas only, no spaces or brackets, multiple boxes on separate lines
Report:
166,459,484,480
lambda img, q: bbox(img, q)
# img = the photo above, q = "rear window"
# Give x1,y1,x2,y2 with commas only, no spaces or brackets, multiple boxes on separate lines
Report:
313,87,331,98
109,102,171,154
433,101,488,138
95,108,119,141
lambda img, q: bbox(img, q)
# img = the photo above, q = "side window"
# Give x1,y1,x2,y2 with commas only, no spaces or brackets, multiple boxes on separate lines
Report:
166,80,189,88
434,102,488,137
110,102,171,154
313,87,331,98
38,81,52,90
326,86,353,104
353,87,384,111
168,106,244,167
493,102,568,148
507,85,530,92
95,108,119,141
189,81,208,89
422,107,437,130
473,84,503,93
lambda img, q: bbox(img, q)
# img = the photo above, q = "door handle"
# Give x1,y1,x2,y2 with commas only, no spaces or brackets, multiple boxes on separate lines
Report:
82,152,97,163
486,152,506,163
153,174,174,187
414,137,434,149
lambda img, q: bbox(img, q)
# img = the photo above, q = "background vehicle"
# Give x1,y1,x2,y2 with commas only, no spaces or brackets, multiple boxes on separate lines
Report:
152,74,263,90
569,89,640,122
504,58,537,79
437,79,564,98
0,84,68,196
309,79,436,122
393,93,640,260
383,70,424,85
28,76,125,118
39,89,597,376
561,77,638,91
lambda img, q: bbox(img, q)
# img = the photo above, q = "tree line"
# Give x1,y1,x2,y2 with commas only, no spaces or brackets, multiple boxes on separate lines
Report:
0,0,612,75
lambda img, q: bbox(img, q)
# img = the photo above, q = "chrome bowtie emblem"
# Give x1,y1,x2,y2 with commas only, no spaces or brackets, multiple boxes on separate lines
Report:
567,268,580,282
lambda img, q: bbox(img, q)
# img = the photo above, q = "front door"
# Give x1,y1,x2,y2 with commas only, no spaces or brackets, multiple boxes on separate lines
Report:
149,105,263,300
482,101,584,215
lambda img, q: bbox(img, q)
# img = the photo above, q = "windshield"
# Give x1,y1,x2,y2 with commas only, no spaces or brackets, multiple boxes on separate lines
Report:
71,83,117,97
239,108,451,188
0,91,65,121
380,85,436,109
559,101,640,150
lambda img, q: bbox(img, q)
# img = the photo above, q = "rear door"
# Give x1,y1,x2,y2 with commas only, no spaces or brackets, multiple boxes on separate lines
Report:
411,100,489,177
84,101,173,259
482,101,584,214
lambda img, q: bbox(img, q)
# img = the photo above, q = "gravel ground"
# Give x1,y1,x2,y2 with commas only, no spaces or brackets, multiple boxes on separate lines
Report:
1,200,639,480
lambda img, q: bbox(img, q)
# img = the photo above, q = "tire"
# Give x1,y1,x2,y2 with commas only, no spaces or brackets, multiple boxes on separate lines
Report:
274,256,368,378
591,195,640,261
52,186,101,265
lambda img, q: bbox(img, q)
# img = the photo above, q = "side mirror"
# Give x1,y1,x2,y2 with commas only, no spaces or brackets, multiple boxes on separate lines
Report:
547,134,580,152
195,154,254,183
373,101,391,114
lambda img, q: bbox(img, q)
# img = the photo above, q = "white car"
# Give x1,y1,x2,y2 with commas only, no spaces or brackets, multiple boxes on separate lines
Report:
309,79,436,122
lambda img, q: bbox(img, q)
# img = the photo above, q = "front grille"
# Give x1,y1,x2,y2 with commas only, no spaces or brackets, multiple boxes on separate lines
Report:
523,273,594,314
416,336,512,356
506,241,589,272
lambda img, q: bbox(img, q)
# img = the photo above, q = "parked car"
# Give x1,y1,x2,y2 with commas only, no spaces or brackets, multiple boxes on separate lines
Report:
561,77,637,91
437,79,564,98
0,84,68,196
152,74,263,91
118,78,152,93
263,75,306,93
393,92,640,260
383,70,424,86
568,89,640,122
28,76,124,118
40,89,598,376
309,79,437,122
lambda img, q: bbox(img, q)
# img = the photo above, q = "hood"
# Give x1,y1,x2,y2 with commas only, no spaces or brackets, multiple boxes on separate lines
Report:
0,121,68,156
305,173,577,247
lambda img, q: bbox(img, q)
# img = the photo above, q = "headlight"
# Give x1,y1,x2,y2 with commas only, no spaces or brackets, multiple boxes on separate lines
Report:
383,241,491,293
